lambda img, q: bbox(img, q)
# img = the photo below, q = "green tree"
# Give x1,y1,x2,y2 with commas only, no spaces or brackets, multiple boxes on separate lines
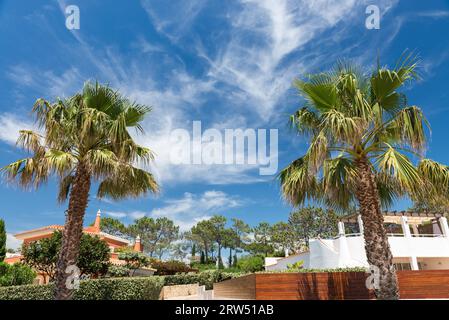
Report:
200,251,205,264
0,219,5,262
100,217,127,237
288,207,338,249
208,215,227,269
0,262,36,287
279,56,449,299
22,231,110,282
247,222,273,257
118,251,150,276
2,82,159,299
270,221,296,255
231,218,251,252
77,233,110,277
190,220,215,262
127,217,179,258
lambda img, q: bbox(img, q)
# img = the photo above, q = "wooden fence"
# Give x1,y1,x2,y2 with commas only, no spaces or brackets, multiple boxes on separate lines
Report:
213,270,449,300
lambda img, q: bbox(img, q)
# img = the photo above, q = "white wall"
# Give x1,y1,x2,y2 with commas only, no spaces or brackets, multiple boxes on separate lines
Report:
265,252,310,271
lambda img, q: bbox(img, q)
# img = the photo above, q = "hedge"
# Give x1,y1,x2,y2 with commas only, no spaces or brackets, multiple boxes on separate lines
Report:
0,276,164,300
0,271,245,299
164,270,246,290
258,267,368,273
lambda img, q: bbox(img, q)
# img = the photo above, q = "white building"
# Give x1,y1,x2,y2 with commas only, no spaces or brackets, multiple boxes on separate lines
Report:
265,211,449,271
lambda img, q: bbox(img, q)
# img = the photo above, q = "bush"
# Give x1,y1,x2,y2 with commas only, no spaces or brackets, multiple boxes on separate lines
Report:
164,270,244,290
151,259,196,275
258,267,369,273
0,262,36,287
107,265,130,277
287,260,304,270
0,276,165,300
236,255,264,272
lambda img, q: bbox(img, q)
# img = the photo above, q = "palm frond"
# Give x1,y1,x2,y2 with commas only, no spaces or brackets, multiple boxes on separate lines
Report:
97,164,159,200
278,156,320,206
375,144,422,194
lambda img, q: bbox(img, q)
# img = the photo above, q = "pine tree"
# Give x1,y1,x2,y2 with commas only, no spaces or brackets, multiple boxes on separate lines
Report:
200,251,205,264
232,254,238,268
191,244,196,258
0,219,6,262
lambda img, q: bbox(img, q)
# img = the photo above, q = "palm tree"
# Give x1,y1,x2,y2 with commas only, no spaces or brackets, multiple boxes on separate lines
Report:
1,82,159,299
279,54,449,299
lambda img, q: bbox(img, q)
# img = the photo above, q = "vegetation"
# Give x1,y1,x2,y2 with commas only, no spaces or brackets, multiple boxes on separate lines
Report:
0,276,164,300
150,259,193,275
22,231,110,281
279,55,449,299
236,255,265,273
0,271,243,299
0,262,36,287
118,251,150,276
1,82,159,299
0,219,5,262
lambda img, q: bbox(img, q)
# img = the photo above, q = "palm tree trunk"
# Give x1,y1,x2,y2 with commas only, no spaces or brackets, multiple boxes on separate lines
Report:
54,163,91,300
355,157,399,300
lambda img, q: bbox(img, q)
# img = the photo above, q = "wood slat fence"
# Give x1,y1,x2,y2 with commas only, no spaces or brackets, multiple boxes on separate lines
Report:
213,270,449,300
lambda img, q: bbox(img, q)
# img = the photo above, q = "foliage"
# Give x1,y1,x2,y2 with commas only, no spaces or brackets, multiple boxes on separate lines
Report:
287,260,304,270
0,262,36,287
164,270,245,290
288,207,338,249
21,233,61,281
0,81,160,297
279,55,449,213
0,219,5,262
127,217,179,258
100,217,127,238
0,271,245,299
150,259,194,275
236,255,265,273
22,231,110,280
200,251,205,264
118,252,150,275
0,276,165,300
258,267,368,273
246,222,274,257
107,265,130,277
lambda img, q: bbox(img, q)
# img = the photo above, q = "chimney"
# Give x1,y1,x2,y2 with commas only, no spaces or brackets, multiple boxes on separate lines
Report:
133,235,143,252
93,209,101,233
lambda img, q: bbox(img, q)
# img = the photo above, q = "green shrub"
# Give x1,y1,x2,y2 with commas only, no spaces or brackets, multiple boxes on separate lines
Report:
236,255,264,272
287,260,304,270
151,259,195,275
0,270,246,299
164,270,244,290
0,262,36,287
107,265,130,277
0,276,165,300
258,267,368,273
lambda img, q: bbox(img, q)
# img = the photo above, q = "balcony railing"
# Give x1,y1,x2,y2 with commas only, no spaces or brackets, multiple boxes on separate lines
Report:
335,233,446,238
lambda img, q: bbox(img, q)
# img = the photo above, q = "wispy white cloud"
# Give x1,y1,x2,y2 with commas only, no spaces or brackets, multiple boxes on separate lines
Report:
0,113,36,145
7,65,84,99
6,233,22,250
101,190,242,231
149,190,242,231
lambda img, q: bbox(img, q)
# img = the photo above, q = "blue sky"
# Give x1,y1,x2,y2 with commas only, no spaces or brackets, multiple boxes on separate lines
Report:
1,0,449,248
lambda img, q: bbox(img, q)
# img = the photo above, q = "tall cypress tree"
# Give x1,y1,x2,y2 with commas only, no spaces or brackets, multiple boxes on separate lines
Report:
0,219,6,262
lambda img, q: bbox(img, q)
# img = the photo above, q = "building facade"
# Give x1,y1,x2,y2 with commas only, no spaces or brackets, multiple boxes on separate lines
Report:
266,211,449,271
4,210,146,284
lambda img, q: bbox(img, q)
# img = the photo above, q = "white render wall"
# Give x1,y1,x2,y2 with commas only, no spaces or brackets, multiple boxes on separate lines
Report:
265,252,310,271
265,235,449,271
